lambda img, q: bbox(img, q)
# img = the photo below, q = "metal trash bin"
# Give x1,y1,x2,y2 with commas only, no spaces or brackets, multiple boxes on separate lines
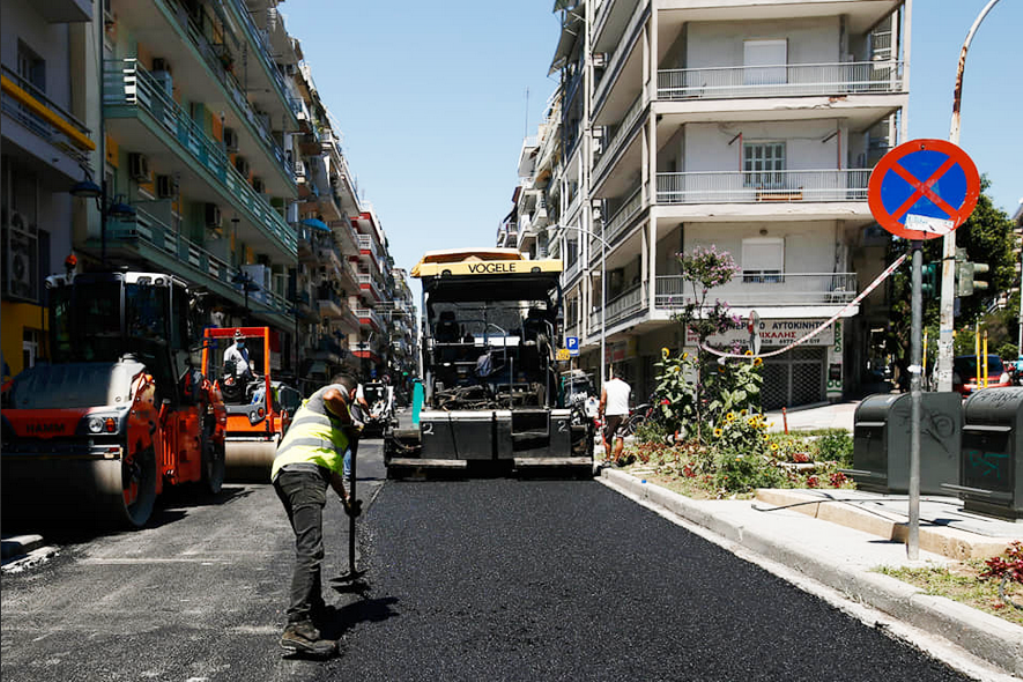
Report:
845,392,961,495
944,387,1023,520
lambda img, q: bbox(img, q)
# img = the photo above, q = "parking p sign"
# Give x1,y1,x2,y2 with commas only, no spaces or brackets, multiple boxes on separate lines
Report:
565,336,579,357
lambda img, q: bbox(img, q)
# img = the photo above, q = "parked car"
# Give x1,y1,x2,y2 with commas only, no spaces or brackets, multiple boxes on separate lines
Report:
952,355,1012,395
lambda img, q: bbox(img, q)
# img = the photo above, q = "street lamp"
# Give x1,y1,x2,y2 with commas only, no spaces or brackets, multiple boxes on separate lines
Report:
69,177,136,266
558,223,608,393
231,269,261,318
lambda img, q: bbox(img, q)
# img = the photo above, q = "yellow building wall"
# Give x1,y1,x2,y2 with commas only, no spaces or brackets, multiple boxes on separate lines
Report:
1,301,47,378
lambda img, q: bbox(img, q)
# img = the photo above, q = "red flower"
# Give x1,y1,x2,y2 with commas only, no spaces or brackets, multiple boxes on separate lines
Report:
662,399,670,405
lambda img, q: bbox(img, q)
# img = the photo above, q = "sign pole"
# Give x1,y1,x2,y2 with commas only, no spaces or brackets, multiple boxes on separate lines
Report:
909,240,922,560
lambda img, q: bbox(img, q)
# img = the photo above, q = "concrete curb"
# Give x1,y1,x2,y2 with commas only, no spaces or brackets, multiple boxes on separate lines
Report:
601,469,1023,678
1,534,45,561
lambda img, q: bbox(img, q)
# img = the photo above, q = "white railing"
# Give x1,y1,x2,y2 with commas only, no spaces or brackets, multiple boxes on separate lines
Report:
656,170,870,204
590,186,643,262
657,61,903,100
106,206,289,315
655,273,858,307
592,93,644,181
354,308,385,331
590,285,644,329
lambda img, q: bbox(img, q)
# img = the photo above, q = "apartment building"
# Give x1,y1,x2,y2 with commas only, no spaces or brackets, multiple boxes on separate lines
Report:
291,54,364,387
1,0,95,377
388,266,419,392
545,0,910,408
350,204,393,379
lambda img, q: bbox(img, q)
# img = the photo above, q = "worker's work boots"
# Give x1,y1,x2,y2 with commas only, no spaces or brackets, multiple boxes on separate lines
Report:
280,620,336,657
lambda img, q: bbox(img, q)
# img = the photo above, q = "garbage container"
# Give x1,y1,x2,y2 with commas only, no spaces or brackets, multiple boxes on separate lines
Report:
845,392,961,495
944,387,1023,520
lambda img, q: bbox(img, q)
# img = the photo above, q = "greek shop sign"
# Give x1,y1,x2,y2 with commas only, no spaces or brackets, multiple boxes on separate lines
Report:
686,319,835,348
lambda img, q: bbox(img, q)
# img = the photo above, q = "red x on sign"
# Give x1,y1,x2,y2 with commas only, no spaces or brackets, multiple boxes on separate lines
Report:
867,139,980,240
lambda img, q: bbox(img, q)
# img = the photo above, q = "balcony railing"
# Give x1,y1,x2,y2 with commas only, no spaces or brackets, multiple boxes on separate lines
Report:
657,61,903,101
590,285,644,330
655,273,858,307
105,205,289,315
354,308,385,331
1,66,94,167
158,0,293,175
592,93,644,182
224,0,295,113
104,59,296,255
656,170,870,204
591,186,643,262
357,273,383,300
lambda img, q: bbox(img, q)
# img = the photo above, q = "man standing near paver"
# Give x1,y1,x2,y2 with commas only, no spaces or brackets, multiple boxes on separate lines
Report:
271,373,363,657
599,366,631,466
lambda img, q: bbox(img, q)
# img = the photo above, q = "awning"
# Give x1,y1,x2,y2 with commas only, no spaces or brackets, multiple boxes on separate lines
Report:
302,218,331,232
549,11,583,75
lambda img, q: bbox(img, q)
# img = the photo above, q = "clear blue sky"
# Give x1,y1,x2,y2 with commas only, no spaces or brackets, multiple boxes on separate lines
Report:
283,0,1022,284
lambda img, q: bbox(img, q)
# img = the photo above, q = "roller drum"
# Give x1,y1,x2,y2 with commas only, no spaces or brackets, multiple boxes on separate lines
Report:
1,453,157,529
224,440,278,482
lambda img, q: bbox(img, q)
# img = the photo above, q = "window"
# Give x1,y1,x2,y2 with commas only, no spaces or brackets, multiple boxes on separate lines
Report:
742,238,784,283
743,142,786,189
743,39,787,86
566,239,578,267
17,42,46,93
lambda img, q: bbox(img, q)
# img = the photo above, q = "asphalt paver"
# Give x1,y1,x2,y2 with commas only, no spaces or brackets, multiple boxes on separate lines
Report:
336,478,972,681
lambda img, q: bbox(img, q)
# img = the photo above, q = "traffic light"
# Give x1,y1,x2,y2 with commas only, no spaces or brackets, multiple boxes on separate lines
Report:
921,262,939,297
953,247,989,298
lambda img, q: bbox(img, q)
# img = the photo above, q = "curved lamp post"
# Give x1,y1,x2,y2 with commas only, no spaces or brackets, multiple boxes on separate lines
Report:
557,224,609,393
69,178,136,266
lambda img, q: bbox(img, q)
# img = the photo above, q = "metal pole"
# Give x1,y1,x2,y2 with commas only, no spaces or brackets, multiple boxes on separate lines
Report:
601,234,606,385
908,240,922,560
936,0,1003,392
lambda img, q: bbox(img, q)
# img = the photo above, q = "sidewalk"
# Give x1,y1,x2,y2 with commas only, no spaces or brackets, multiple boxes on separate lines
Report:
599,468,1022,680
765,399,859,433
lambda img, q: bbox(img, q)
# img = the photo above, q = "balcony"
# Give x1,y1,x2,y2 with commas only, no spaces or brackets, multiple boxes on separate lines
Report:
102,204,290,317
656,170,870,205
354,308,385,333
592,93,645,186
357,273,383,302
1,66,94,179
655,273,858,308
317,284,345,318
589,285,644,330
104,59,296,259
114,0,295,187
657,62,904,101
223,0,297,119
591,186,643,263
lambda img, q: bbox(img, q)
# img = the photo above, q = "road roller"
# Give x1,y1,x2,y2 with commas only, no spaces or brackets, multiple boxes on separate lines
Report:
1,271,227,529
201,327,295,480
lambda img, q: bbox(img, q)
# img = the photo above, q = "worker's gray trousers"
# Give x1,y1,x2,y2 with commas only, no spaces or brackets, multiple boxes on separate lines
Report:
273,467,330,624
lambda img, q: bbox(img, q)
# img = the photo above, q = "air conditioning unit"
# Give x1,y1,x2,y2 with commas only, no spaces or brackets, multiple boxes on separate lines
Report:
294,160,306,179
5,212,37,301
252,176,265,194
235,156,250,178
223,127,239,153
156,175,178,199
129,153,150,182
205,203,222,229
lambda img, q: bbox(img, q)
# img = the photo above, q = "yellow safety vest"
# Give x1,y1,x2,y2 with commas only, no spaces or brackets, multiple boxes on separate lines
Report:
270,384,350,481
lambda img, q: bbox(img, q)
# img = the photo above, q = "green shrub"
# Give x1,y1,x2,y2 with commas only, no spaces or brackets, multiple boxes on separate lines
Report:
813,430,854,467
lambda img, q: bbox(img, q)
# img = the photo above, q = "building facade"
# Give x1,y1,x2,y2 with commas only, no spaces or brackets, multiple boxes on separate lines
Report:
1,0,413,389
534,0,910,408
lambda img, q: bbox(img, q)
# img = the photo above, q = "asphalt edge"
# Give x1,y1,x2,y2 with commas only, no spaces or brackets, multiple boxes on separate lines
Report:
601,468,1023,679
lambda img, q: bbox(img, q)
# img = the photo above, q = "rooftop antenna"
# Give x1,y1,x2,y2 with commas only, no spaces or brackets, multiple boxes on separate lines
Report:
524,87,529,137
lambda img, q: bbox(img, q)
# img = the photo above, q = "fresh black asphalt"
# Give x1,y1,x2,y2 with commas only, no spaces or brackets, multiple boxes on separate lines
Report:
328,478,969,682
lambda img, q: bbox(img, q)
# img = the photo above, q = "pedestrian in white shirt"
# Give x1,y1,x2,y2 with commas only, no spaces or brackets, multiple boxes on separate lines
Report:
598,366,631,466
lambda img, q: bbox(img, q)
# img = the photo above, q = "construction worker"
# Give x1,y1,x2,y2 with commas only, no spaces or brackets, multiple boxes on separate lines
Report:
271,373,362,657
598,365,632,466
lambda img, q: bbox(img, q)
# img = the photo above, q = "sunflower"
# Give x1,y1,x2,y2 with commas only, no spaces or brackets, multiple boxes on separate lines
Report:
713,428,723,438
739,409,747,416
661,347,670,359
682,352,688,360
770,442,779,451
726,412,735,422
744,349,753,356
753,357,763,367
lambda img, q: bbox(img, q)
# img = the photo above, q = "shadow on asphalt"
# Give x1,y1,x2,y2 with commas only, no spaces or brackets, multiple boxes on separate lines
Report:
317,595,402,641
